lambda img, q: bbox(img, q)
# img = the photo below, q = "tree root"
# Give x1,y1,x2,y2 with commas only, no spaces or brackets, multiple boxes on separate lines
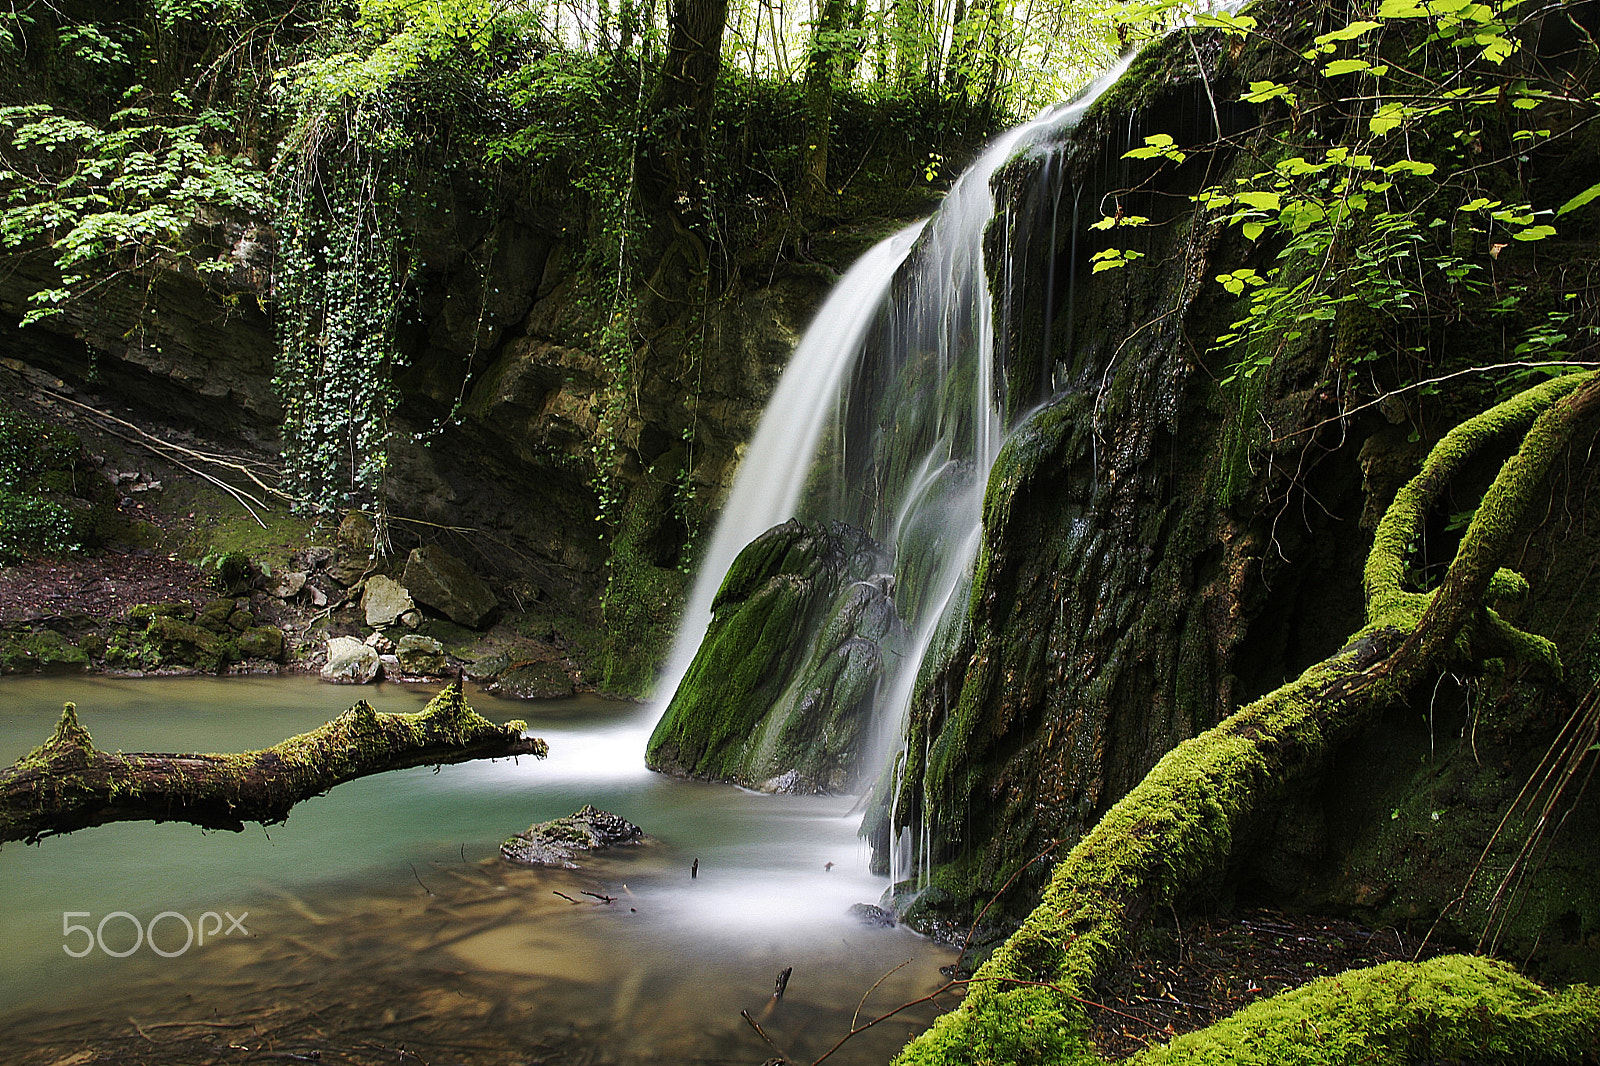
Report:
0,680,544,847
894,373,1600,1064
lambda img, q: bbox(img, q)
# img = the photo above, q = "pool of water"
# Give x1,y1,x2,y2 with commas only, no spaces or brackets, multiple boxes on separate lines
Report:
0,676,955,1064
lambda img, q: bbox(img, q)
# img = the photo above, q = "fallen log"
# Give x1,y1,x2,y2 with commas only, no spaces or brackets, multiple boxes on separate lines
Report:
0,680,544,846
895,372,1600,1064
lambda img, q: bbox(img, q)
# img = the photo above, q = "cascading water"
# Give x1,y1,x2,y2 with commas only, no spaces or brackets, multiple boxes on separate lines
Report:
653,50,1143,886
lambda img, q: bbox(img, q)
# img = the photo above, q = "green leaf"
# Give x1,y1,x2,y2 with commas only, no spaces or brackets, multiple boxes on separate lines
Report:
1323,58,1371,76
1512,225,1556,242
1123,133,1187,163
1370,102,1406,136
1556,181,1600,217
1242,80,1298,105
1383,159,1437,176
1314,20,1381,46
1241,221,1266,241
1235,190,1282,211
1377,0,1428,16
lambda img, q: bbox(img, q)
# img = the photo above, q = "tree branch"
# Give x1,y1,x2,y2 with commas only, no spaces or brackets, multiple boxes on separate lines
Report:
0,681,544,847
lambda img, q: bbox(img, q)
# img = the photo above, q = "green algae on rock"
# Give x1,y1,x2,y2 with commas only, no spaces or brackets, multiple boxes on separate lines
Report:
646,518,905,791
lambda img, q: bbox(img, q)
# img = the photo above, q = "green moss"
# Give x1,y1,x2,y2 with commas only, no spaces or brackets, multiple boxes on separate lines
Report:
646,519,896,787
0,628,90,674
1132,956,1600,1066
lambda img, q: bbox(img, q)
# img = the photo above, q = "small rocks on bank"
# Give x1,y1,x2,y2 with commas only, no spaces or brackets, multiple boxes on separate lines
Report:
499,805,644,869
321,635,381,684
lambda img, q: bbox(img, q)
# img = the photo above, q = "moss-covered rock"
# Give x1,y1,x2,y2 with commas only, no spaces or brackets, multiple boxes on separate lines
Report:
0,627,90,674
499,804,644,868
145,614,234,672
646,518,903,791
237,625,285,662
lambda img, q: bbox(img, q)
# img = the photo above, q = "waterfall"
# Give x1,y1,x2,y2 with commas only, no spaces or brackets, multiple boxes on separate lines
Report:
652,52,1141,882
656,222,926,701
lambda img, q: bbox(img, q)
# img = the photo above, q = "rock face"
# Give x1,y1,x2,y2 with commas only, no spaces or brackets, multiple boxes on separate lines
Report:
403,546,498,629
361,575,415,628
321,635,381,684
646,519,904,792
499,805,644,868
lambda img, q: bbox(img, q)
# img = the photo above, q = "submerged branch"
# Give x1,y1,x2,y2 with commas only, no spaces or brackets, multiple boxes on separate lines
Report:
0,681,543,847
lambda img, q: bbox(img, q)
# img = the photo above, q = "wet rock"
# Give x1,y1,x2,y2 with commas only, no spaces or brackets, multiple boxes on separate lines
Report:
362,575,414,628
395,633,447,675
646,519,903,791
199,598,236,630
403,545,498,628
487,659,574,699
463,650,510,682
321,635,380,684
848,903,896,928
238,625,285,661
499,805,644,868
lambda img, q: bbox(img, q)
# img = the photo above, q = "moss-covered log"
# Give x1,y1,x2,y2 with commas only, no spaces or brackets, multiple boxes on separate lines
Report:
0,682,544,846
895,372,1600,1065
1130,955,1600,1066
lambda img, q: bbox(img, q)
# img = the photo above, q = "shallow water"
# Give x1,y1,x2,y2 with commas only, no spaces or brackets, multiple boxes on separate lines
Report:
0,676,955,1064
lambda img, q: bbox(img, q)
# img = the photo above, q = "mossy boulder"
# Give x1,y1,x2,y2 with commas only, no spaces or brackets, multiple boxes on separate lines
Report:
237,625,284,661
394,633,447,676
499,804,644,868
646,518,904,791
0,627,90,674
146,614,233,672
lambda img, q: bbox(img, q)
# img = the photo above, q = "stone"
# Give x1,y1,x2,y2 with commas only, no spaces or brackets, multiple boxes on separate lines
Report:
399,609,421,628
487,659,573,700
395,634,447,676
403,545,498,629
227,609,254,631
361,575,414,628
147,615,230,673
499,805,644,868
363,631,394,653
238,626,284,661
0,628,90,675
848,903,896,928
321,635,380,684
270,571,308,599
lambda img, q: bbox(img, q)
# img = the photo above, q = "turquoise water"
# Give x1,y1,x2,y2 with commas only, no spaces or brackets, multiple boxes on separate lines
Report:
0,676,954,1064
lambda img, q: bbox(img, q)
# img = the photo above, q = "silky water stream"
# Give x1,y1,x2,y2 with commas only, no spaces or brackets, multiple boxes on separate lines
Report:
0,676,954,1064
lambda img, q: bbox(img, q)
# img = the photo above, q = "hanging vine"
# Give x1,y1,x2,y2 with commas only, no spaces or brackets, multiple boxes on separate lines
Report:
272,101,407,523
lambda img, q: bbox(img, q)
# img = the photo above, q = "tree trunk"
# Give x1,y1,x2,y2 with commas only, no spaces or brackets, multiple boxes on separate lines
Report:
800,0,849,212
642,0,731,210
0,682,544,847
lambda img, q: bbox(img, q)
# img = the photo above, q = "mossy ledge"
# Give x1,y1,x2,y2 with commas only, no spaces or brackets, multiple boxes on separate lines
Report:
0,681,543,847
894,373,1600,1065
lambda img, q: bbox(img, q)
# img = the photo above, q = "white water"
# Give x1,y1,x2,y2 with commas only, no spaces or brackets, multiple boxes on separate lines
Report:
651,55,1142,888
655,222,926,707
